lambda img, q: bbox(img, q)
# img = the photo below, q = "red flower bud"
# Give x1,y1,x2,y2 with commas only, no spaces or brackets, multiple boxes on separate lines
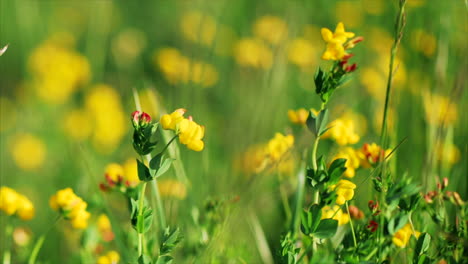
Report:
366,220,378,232
131,110,152,128
345,63,357,73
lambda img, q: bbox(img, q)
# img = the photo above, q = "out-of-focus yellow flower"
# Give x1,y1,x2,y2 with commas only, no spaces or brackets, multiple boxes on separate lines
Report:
122,159,140,187
49,188,90,229
321,205,349,226
28,33,90,104
97,250,120,264
180,11,217,46
0,97,16,132
267,133,294,162
335,2,364,28
436,142,460,166
105,163,125,183
330,179,356,205
85,84,127,153
154,48,219,87
362,0,384,15
10,133,46,171
288,108,309,125
237,144,269,174
0,187,35,220
13,227,32,246
160,109,186,131
359,143,391,168
63,109,92,141
322,118,360,146
365,28,393,54
332,147,360,178
158,179,187,200
287,38,317,68
392,224,420,248
410,29,437,57
422,92,458,126
253,15,288,45
234,38,273,69
178,118,205,152
97,214,115,242
111,28,147,66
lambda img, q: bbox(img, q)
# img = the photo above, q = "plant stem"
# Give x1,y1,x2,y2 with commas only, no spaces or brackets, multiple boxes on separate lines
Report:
311,137,320,171
137,181,148,257
345,202,358,248
28,216,60,264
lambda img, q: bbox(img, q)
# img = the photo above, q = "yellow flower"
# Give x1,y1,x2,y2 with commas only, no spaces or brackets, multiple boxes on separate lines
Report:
105,163,125,183
10,133,46,171
158,179,187,200
321,22,355,44
359,143,391,168
234,38,273,69
111,28,147,66
332,147,360,178
322,118,360,146
287,38,317,68
422,92,458,126
190,61,219,88
154,48,191,84
123,159,140,187
97,250,120,264
392,224,420,248
0,187,35,220
236,144,269,174
436,142,460,166
97,213,115,242
253,16,288,45
288,108,309,125
267,133,294,162
410,29,437,57
178,118,205,152
180,11,217,46
49,188,90,229
160,109,186,131
330,180,356,205
321,205,349,226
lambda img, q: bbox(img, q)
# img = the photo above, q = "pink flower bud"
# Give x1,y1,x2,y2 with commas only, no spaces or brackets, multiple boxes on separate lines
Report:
131,110,152,128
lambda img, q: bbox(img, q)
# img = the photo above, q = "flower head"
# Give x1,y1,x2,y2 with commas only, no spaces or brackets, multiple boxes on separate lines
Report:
321,205,349,226
160,109,186,131
321,22,362,61
330,179,356,205
131,111,151,128
392,224,420,248
0,186,35,220
97,250,120,264
49,188,90,229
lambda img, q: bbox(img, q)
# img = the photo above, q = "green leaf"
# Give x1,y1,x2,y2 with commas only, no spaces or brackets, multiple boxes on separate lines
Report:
137,159,153,181
138,255,153,264
317,109,329,136
328,158,347,182
314,68,325,94
313,219,338,239
155,158,174,178
388,214,408,235
309,204,322,232
136,206,153,233
149,153,163,170
306,110,318,136
414,233,431,258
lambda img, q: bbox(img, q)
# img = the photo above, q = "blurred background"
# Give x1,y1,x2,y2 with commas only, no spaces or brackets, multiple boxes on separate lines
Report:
0,0,466,263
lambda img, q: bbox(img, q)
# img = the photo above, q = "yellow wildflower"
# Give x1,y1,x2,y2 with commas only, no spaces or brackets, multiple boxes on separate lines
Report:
49,188,90,229
111,28,147,66
359,143,391,168
105,163,125,183
180,11,217,46
155,48,191,84
321,22,355,61
234,38,273,69
436,142,460,166
123,159,140,187
321,205,350,226
236,144,269,174
190,61,219,88
160,109,187,131
288,108,309,125
97,250,120,264
322,118,360,146
410,29,437,57
158,179,187,200
392,224,420,248
267,133,294,162
253,15,288,45
62,109,92,141
287,38,317,68
332,147,360,178
10,133,46,171
0,187,35,220
178,118,205,152
97,214,115,242
330,180,356,205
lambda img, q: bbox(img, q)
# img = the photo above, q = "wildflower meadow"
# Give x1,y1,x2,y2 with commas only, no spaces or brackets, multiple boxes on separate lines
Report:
0,0,467,263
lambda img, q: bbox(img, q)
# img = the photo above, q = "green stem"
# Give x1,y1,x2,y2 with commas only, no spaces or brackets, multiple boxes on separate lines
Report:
311,137,320,171
345,202,357,248
291,160,307,235
28,216,60,264
160,135,179,155
137,181,148,257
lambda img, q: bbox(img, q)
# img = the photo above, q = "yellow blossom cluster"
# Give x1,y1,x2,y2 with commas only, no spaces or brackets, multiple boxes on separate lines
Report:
234,38,273,69
287,38,318,69
392,224,420,248
28,33,90,104
10,133,47,171
0,186,35,220
287,108,319,125
360,143,391,168
321,22,355,60
332,147,361,178
97,250,120,264
322,117,360,145
158,179,187,200
253,15,288,45
154,48,218,88
97,214,115,242
330,179,356,205
102,160,140,188
321,205,349,226
436,142,460,166
49,188,90,229
160,109,205,151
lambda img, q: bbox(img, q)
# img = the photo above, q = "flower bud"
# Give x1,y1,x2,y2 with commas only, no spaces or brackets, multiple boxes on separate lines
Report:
348,205,364,219
131,110,152,128
366,220,378,232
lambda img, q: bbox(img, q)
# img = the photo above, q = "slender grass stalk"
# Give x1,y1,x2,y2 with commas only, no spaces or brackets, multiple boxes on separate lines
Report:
345,202,357,248
137,181,148,256
248,211,274,264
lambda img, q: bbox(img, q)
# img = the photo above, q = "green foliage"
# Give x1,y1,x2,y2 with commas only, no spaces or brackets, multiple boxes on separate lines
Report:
306,108,329,137
301,205,338,239
156,227,183,264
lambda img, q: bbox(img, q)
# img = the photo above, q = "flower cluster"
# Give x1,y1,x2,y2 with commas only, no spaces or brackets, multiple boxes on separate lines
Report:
392,224,420,248
288,108,318,125
97,250,120,264
99,160,140,191
49,188,90,229
322,117,360,145
97,214,115,242
321,205,349,226
158,179,187,200
321,22,362,62
330,179,356,205
0,186,35,220
160,109,205,151
360,143,390,168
